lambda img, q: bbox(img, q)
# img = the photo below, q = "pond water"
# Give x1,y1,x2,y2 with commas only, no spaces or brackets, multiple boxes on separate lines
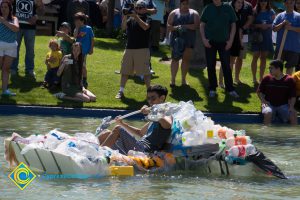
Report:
0,115,299,200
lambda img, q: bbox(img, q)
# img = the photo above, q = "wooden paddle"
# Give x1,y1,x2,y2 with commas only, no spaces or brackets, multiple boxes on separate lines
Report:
276,29,288,60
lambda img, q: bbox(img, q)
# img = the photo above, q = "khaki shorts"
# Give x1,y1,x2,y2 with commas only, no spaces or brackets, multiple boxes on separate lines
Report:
121,48,151,75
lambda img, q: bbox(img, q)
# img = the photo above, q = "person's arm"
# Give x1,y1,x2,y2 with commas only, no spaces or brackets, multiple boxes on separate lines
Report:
121,15,128,31
200,22,211,48
257,91,269,105
225,22,236,50
132,14,150,30
158,116,172,129
57,56,68,77
35,0,45,16
288,97,296,110
273,15,288,32
115,117,148,137
56,31,75,43
89,37,94,55
167,10,178,32
182,10,200,30
147,0,157,15
285,24,300,33
0,16,19,32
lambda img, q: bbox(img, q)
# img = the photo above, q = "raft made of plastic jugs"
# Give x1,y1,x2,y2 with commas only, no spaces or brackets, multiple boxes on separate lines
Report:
109,166,134,176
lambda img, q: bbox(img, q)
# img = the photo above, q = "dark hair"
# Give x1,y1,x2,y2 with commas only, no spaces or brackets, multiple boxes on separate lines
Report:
270,59,283,71
231,0,243,11
0,1,14,21
70,42,84,87
254,0,271,14
74,12,88,24
147,85,168,98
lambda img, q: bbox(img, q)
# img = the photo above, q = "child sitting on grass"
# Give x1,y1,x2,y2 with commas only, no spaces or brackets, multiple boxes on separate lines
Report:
43,39,62,89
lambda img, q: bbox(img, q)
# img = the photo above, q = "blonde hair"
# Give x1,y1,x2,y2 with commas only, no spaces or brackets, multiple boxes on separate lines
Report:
48,39,60,50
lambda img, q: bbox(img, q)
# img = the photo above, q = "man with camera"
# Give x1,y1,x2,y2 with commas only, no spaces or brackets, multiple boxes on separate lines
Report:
115,0,152,99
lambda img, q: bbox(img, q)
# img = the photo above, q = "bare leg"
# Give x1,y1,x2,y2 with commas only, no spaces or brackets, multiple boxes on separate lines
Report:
83,88,96,102
259,51,268,82
170,58,179,85
181,48,192,85
120,74,129,88
234,57,243,83
2,56,14,91
263,112,272,125
251,51,260,83
143,74,151,88
99,126,121,147
290,112,298,125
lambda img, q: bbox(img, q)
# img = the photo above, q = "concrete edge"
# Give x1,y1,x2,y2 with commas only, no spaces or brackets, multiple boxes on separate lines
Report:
0,105,299,124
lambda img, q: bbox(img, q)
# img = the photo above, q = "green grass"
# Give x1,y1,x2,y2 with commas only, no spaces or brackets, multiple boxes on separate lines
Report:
0,36,263,113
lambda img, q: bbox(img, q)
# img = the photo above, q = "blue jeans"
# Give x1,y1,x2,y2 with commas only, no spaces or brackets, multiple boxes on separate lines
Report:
205,41,234,92
11,29,36,73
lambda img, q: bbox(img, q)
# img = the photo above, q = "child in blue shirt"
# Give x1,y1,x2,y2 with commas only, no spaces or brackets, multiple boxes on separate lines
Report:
73,12,94,88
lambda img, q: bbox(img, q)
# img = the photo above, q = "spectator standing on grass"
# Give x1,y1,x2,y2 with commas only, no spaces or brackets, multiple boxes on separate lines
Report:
160,0,176,45
257,59,297,125
10,0,45,78
168,0,200,87
115,0,152,99
219,0,253,87
273,0,300,75
56,42,96,102
250,0,275,84
73,12,94,89
0,1,19,96
200,0,239,98
150,0,164,51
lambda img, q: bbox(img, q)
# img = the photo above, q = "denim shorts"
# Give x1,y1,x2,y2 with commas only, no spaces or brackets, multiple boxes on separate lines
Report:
262,104,290,123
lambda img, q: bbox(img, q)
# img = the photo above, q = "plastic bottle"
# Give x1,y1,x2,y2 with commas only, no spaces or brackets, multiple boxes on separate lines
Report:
217,127,227,139
226,144,256,158
226,135,252,147
182,131,204,146
219,139,226,150
128,150,147,158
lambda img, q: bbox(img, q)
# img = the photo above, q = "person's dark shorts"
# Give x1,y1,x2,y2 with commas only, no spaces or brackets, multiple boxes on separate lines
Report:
161,12,170,28
274,50,300,69
112,128,145,155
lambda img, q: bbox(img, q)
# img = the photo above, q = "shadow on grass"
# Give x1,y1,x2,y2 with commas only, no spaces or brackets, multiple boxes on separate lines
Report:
121,96,146,109
94,39,125,52
10,75,42,93
131,75,160,85
0,95,17,105
170,85,203,102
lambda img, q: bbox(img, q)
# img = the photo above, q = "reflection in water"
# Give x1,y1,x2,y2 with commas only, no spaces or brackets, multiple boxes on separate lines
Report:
0,115,299,199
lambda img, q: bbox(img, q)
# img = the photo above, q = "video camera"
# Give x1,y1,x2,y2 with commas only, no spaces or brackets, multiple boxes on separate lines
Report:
122,3,135,15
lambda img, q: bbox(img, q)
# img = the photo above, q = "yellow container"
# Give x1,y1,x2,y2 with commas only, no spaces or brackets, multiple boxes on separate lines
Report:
109,166,134,176
207,130,214,138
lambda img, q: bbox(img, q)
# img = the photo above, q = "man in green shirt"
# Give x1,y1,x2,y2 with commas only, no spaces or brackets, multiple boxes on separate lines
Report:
200,0,239,98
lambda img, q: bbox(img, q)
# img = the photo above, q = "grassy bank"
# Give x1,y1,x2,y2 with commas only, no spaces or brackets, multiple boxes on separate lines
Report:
0,36,262,113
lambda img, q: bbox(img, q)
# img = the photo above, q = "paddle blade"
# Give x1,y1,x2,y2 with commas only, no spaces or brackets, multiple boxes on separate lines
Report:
95,116,112,136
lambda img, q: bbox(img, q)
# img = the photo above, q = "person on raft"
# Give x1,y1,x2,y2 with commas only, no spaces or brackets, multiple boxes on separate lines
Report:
98,85,172,155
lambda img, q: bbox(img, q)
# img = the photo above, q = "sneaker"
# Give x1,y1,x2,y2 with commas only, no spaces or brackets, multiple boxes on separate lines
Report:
54,92,65,99
2,89,16,96
25,71,36,79
115,91,124,99
150,69,155,75
159,38,170,46
229,91,239,98
209,90,216,98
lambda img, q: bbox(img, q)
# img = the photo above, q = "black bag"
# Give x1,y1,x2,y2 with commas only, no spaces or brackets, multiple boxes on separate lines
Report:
251,30,263,44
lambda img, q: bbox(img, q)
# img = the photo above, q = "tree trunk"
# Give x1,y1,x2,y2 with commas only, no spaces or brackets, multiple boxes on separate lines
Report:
189,0,206,68
106,0,115,36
